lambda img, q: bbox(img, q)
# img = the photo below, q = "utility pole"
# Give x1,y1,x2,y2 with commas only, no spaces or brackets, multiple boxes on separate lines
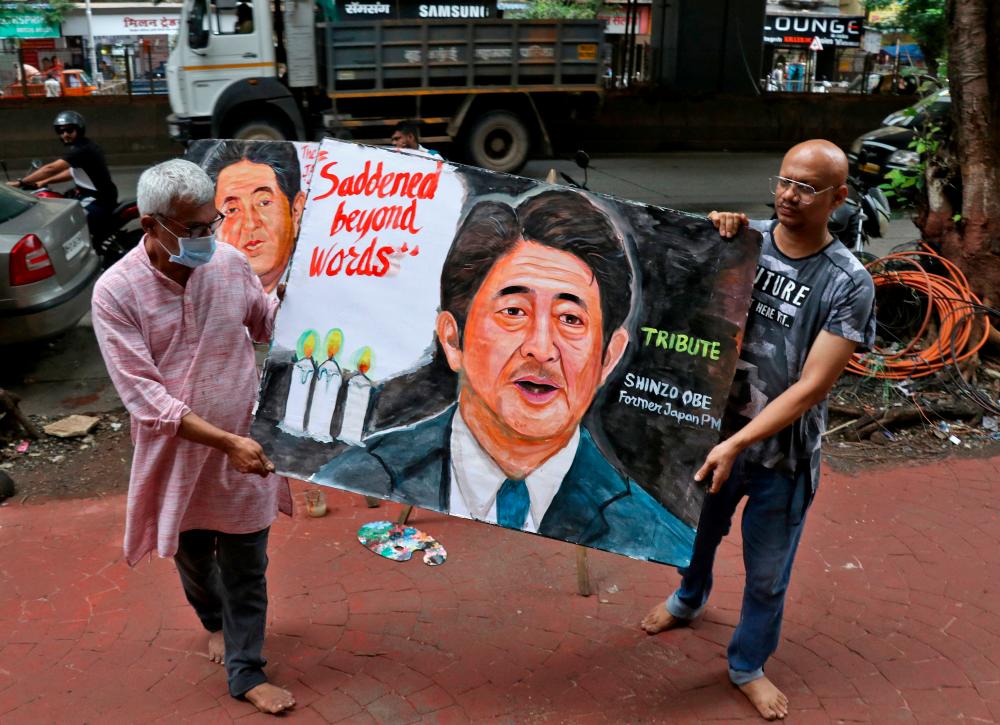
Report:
84,0,100,84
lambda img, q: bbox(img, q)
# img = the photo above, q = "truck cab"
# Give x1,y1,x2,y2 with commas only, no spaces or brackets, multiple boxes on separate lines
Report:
167,0,307,142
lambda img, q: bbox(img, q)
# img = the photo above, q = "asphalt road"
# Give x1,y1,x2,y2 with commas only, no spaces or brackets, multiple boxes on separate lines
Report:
3,153,920,418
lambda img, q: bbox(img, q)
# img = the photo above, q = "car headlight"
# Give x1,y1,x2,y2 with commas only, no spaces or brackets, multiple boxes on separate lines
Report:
888,149,921,167
849,138,863,156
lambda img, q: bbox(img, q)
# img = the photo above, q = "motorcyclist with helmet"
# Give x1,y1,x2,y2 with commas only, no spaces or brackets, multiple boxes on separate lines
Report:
7,110,119,238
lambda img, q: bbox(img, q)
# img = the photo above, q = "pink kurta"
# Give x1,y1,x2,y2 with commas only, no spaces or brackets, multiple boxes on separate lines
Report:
92,240,292,566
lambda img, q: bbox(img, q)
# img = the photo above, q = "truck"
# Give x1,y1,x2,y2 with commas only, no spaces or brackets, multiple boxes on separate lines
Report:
165,0,605,172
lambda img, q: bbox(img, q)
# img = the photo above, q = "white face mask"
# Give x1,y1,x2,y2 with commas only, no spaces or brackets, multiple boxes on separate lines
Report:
154,217,217,268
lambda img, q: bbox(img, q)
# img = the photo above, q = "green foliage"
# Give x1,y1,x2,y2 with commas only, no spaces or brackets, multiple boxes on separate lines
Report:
508,0,600,20
879,107,944,200
41,0,74,26
0,1,74,28
865,0,947,68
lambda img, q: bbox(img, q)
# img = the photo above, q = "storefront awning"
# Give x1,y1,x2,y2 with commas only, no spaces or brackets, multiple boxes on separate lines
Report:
881,43,923,60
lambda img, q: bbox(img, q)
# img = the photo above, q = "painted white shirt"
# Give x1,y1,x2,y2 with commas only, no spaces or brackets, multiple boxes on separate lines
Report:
448,408,579,532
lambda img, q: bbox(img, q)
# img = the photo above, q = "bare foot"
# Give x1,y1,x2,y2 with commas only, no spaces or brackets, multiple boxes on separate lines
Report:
207,631,225,665
640,602,688,634
244,683,296,715
738,676,789,720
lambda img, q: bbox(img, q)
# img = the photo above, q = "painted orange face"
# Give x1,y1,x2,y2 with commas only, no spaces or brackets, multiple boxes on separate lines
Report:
215,160,303,291
439,241,627,442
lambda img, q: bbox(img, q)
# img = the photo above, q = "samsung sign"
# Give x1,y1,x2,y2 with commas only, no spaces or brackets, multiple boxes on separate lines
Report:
763,14,863,48
337,0,495,19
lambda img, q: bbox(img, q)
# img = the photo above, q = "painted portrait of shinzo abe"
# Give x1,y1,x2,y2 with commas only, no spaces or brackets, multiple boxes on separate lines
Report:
185,139,308,294
310,189,697,564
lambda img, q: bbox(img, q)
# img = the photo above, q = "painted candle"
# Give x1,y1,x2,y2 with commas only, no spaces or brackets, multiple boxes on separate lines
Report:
338,347,373,446
280,330,319,435
306,329,344,442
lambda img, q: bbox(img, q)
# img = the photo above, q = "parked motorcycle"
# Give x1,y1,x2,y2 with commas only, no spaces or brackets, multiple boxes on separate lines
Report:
2,159,142,269
827,176,891,262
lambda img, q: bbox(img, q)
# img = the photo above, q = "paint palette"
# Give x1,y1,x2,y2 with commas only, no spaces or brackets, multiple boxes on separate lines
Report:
357,521,447,566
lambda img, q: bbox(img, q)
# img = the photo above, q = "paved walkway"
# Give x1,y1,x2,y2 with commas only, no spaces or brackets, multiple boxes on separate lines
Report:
2,455,999,723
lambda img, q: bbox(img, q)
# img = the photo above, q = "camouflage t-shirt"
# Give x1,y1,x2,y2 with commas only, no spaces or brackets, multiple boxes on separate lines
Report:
724,220,876,490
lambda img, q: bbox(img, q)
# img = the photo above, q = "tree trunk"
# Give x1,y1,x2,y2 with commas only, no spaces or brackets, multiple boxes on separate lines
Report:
922,0,1000,303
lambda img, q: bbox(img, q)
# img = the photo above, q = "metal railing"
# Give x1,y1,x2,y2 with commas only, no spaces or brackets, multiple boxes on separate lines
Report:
0,43,168,101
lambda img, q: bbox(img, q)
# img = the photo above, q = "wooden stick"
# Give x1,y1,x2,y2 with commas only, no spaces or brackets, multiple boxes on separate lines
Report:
397,505,413,526
851,400,982,440
575,546,591,597
823,418,859,437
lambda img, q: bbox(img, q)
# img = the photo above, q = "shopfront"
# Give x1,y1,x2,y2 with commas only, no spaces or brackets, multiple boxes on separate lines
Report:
61,4,181,91
0,3,60,89
598,0,650,86
762,13,864,92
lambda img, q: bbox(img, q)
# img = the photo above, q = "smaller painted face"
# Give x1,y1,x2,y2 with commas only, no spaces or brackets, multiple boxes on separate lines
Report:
443,240,625,442
215,160,301,289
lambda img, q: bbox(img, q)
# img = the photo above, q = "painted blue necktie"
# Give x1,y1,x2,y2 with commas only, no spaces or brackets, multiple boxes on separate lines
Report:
496,478,530,529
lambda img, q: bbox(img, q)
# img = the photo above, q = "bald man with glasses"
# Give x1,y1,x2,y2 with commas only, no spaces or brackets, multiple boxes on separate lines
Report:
641,140,876,721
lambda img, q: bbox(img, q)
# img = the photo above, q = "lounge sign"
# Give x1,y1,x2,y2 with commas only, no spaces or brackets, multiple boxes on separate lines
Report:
763,14,863,48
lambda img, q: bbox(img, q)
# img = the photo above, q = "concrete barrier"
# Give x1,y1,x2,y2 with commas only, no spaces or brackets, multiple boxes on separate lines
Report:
0,91,916,171
556,91,918,153
0,96,179,169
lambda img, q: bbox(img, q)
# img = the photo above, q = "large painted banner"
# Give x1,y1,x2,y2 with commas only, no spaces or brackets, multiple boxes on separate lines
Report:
251,138,761,567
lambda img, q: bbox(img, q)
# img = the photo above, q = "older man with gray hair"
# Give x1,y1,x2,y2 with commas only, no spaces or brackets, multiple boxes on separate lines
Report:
92,159,295,714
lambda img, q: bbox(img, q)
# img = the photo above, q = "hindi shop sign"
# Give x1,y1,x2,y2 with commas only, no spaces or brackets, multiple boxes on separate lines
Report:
252,138,761,568
598,5,651,35
0,8,59,38
763,14,863,48
61,12,179,37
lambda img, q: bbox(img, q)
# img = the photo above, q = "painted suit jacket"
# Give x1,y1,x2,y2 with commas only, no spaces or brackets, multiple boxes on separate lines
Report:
311,405,695,565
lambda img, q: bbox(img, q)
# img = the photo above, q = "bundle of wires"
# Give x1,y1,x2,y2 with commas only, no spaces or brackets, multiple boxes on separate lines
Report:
846,244,994,391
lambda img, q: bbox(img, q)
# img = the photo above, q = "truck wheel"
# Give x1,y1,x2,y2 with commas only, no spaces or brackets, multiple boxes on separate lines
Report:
466,111,530,173
231,117,289,141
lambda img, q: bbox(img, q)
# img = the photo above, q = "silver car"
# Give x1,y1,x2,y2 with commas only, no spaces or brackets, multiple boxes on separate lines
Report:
0,186,100,345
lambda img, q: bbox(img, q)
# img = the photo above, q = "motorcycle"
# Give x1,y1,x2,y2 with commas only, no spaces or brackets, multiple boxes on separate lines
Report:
827,176,891,262
2,159,142,269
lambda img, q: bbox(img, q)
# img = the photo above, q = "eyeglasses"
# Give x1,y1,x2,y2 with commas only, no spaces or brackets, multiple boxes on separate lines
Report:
769,176,835,205
55,126,76,135
155,211,225,238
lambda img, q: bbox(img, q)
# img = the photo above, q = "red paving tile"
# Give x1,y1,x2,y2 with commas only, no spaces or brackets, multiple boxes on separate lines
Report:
1,456,999,722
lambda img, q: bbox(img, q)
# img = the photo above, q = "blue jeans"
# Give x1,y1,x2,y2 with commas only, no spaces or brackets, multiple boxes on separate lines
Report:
666,455,813,685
